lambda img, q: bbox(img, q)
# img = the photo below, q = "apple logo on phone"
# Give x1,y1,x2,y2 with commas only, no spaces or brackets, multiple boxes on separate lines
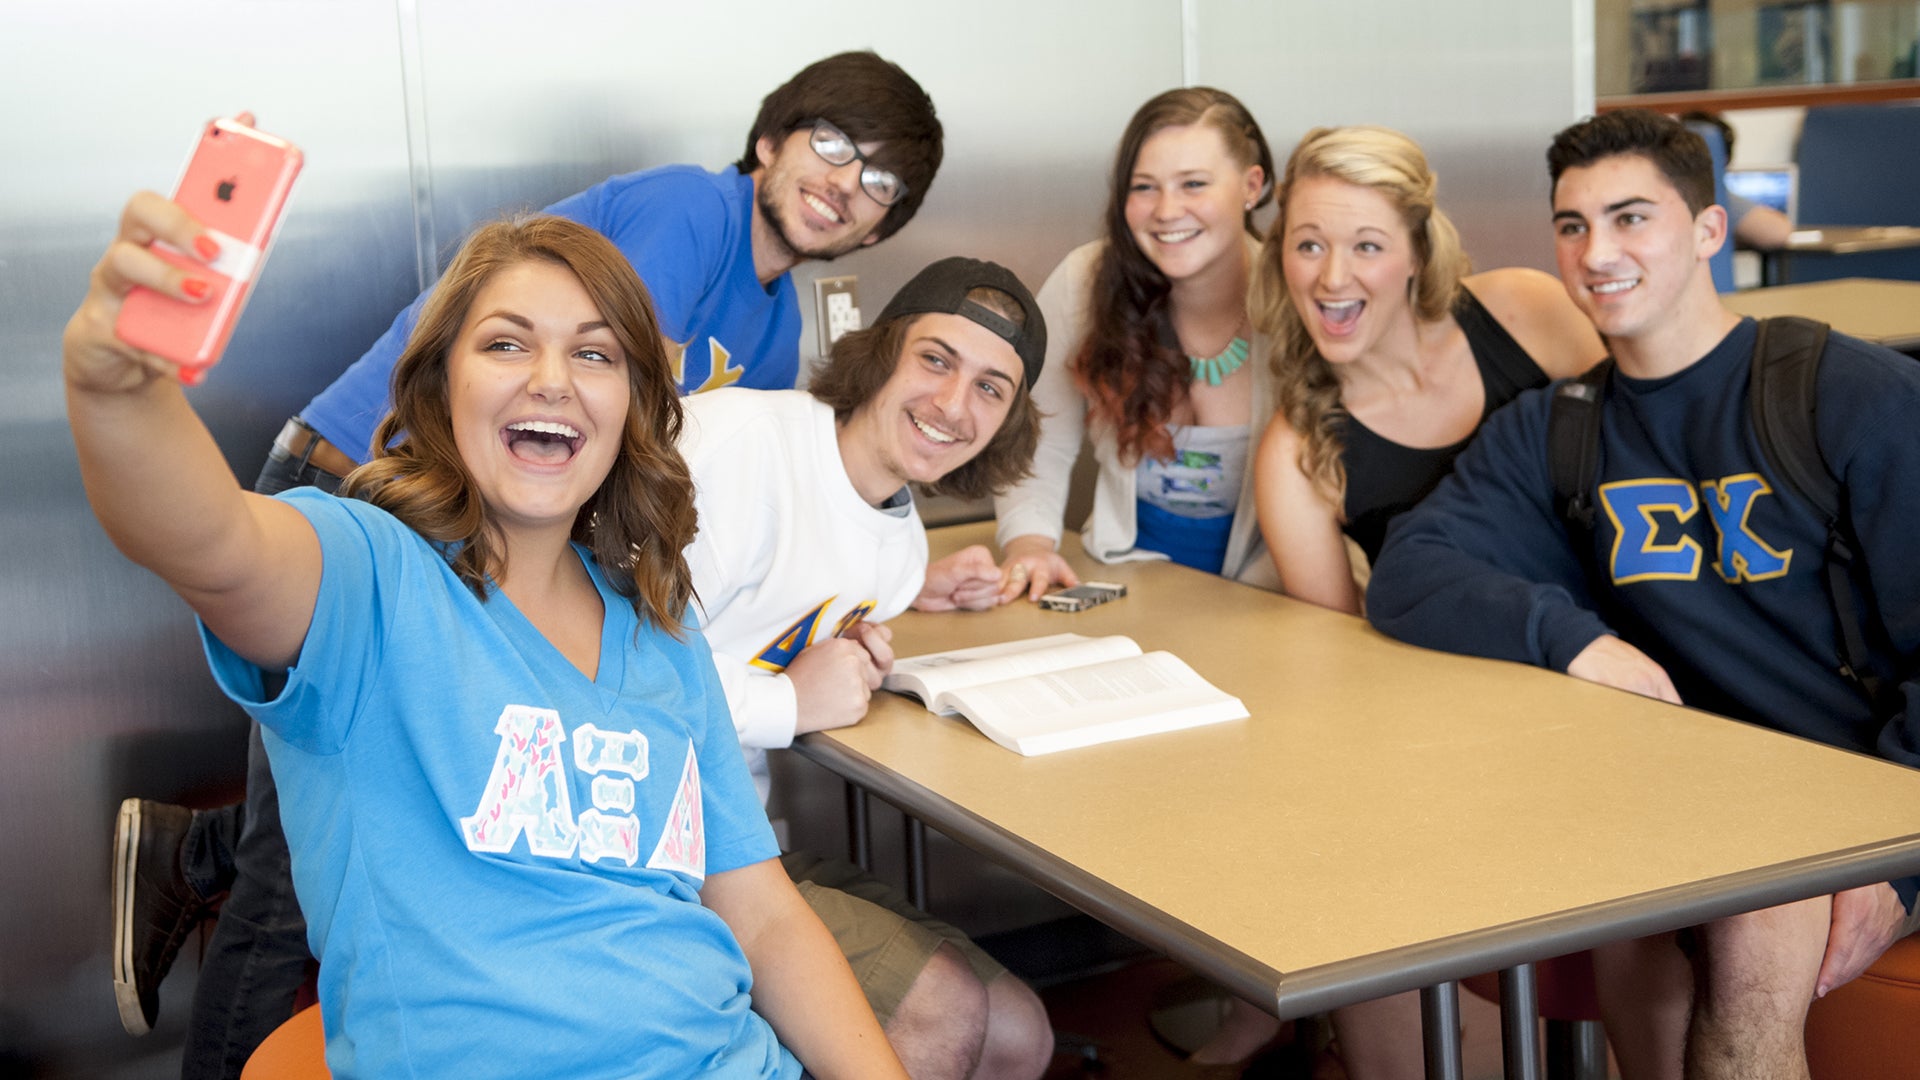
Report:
216,177,237,202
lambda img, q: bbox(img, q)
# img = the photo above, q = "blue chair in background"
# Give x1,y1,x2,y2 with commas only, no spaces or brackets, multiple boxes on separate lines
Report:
1683,118,1741,294
1789,103,1920,282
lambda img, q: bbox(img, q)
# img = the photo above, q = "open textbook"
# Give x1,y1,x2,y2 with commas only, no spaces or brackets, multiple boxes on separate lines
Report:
882,633,1248,756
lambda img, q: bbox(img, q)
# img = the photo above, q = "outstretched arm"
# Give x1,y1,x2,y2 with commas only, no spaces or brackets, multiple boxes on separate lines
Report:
65,192,320,671
704,858,909,1080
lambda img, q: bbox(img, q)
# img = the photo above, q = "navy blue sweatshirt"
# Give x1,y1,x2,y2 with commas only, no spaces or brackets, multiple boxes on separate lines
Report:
1367,319,1920,911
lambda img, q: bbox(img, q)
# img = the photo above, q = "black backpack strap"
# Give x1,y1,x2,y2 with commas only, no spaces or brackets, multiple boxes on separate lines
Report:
1549,360,1613,537
1749,317,1835,518
1748,317,1890,708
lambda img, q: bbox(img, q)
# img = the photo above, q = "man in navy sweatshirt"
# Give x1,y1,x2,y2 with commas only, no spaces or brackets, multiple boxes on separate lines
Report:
1367,109,1920,1079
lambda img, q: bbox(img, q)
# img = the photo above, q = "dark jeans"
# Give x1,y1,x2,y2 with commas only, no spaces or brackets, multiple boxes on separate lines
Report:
178,437,343,1080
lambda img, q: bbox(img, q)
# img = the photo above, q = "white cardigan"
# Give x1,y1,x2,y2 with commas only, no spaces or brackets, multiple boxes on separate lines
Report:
994,239,1279,591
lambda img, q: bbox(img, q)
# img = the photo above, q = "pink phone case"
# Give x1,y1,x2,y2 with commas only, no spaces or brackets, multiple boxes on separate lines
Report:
116,116,303,377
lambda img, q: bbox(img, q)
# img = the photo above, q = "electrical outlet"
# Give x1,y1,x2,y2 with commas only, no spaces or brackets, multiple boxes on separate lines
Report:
813,275,860,355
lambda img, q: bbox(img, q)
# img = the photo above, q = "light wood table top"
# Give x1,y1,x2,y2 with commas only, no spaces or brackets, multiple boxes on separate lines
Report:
797,521,1920,1017
1727,277,1920,351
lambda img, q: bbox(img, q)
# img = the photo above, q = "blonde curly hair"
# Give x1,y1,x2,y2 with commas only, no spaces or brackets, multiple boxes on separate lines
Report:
1249,125,1472,505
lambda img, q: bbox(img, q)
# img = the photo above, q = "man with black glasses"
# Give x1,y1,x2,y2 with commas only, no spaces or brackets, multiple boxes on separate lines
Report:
114,49,944,1080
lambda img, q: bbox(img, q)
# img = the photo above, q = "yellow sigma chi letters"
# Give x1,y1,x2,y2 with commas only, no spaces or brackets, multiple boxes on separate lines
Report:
1599,474,1795,586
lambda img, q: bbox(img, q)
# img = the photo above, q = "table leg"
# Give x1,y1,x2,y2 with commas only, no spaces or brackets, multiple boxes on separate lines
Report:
1498,964,1541,1080
844,781,872,870
1545,1019,1607,1080
1762,250,1789,287
905,816,929,910
1421,981,1464,1080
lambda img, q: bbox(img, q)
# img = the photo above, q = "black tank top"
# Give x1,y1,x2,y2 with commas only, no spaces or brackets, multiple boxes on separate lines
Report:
1340,288,1550,562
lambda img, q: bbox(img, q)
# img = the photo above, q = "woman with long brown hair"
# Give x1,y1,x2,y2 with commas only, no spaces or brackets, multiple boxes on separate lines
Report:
66,193,907,1080
993,87,1276,602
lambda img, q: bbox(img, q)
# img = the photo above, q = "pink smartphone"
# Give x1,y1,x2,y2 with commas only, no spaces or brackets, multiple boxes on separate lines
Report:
116,116,303,378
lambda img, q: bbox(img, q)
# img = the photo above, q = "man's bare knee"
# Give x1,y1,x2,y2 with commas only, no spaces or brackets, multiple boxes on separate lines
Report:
1695,897,1829,1011
1683,899,1832,1080
976,973,1053,1080
886,943,987,1080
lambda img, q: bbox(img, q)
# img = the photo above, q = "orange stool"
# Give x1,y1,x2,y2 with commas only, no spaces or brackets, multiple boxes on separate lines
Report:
1805,933,1920,1080
240,1003,329,1080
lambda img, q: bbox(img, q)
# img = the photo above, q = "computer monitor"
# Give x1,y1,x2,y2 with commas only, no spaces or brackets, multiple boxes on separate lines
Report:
1726,165,1798,223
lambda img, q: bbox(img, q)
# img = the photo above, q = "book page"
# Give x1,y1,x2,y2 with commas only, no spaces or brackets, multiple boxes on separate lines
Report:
885,634,1142,703
943,651,1247,755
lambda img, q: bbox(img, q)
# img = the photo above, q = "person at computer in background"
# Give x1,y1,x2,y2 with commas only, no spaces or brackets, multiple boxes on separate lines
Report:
1681,110,1792,292
113,49,944,1080
990,87,1277,605
1242,124,1605,1078
1367,108,1920,1080
71,203,911,1080
677,256,1055,1079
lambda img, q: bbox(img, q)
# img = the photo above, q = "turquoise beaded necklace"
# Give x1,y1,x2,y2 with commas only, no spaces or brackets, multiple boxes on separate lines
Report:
1188,335,1250,387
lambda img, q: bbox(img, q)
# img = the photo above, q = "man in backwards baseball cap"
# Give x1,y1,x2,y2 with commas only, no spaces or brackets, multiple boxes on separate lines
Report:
813,253,1046,495
670,255,1057,1078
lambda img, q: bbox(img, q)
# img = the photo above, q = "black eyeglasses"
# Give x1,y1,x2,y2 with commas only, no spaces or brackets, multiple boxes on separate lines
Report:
809,119,907,207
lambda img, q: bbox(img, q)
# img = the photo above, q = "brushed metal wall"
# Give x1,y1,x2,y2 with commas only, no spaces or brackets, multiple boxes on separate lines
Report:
1201,0,1594,272
0,2,1580,1074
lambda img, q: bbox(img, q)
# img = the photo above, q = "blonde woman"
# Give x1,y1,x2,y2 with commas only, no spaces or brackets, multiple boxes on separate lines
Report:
1250,126,1604,1077
1252,125,1604,615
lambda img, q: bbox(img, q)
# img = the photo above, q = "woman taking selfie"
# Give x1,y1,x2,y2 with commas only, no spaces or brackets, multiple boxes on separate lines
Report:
993,87,1278,603
65,193,906,1080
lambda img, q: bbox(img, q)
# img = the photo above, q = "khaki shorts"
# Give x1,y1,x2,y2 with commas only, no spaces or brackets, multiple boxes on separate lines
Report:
782,851,1009,1026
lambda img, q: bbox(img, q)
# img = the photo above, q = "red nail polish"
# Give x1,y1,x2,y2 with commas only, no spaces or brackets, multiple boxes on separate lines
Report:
194,234,221,261
182,278,210,299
